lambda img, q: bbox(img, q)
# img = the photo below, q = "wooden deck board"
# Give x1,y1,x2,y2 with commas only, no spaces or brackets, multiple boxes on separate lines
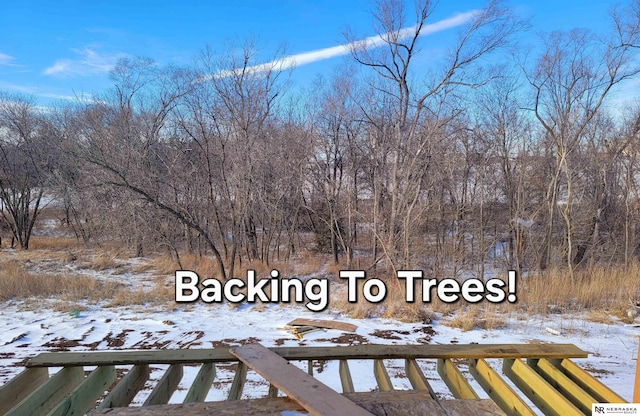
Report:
0,367,49,414
26,343,588,367
230,343,373,416
97,364,150,409
88,390,504,416
286,318,358,332
6,366,84,416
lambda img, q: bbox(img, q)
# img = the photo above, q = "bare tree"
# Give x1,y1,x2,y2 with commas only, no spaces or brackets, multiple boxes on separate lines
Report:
525,2,640,276
0,92,50,249
346,0,524,271
473,74,531,271
175,40,286,278
306,70,363,266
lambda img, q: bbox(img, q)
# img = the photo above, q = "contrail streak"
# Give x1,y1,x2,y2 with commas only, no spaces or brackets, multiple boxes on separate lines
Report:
212,10,479,79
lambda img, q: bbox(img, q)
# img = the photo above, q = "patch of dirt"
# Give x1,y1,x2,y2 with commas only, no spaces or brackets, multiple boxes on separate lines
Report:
210,337,262,349
42,337,81,351
13,357,29,366
210,340,232,348
131,331,172,349
80,326,95,340
315,333,368,345
177,331,205,348
581,363,614,377
3,333,28,346
413,325,436,343
0,352,16,359
370,330,402,340
312,359,328,374
82,341,101,350
103,329,134,348
274,338,287,346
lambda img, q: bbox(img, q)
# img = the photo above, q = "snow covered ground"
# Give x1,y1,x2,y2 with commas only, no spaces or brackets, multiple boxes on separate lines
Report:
0,296,638,406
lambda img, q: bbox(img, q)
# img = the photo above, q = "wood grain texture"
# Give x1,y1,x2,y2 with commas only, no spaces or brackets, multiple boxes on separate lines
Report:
89,391,505,415
286,318,357,332
26,343,588,367
230,343,373,416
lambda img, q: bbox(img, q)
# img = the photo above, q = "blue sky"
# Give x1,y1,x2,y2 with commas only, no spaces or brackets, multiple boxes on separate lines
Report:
0,1,623,104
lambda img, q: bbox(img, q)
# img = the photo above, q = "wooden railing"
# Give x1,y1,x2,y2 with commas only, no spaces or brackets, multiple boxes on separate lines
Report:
0,343,628,416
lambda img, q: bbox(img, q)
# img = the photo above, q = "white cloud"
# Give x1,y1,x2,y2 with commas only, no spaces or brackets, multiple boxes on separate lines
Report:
0,52,16,66
43,47,126,77
214,10,479,79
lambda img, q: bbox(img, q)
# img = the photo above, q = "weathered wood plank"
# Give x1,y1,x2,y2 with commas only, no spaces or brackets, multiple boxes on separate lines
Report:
553,358,627,404
48,365,116,416
438,399,506,416
373,359,394,391
184,363,216,403
26,344,588,367
97,364,150,409
529,358,596,414
404,359,436,399
503,358,582,416
339,359,355,393
469,358,535,416
287,318,357,332
437,358,479,400
6,366,84,416
0,367,49,415
88,391,503,416
143,364,183,406
227,362,248,400
230,343,373,416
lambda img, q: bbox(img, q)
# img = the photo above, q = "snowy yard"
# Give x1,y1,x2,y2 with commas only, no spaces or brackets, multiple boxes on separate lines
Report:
1,294,637,405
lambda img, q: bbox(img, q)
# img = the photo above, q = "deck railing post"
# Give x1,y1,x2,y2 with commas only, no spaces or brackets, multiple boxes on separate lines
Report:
634,336,640,403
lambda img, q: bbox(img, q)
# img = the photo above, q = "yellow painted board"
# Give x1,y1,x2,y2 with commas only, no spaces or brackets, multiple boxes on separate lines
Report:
404,359,437,399
437,358,479,400
532,358,597,414
373,359,394,391
503,358,582,416
339,360,355,393
557,359,627,404
469,358,535,416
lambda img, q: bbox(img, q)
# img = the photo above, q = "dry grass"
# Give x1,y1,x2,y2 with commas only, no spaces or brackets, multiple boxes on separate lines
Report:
105,279,174,307
28,236,81,250
293,252,328,276
517,264,640,314
585,310,614,324
4,230,640,322
0,259,122,302
326,262,640,322
152,252,219,276
132,262,155,273
79,253,121,271
51,301,87,313
442,307,507,331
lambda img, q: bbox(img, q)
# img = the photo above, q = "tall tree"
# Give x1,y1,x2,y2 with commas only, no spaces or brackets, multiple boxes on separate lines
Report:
0,93,50,249
526,1,640,276
347,0,524,271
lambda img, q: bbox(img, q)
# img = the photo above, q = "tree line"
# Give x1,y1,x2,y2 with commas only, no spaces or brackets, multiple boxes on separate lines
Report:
2,0,640,281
